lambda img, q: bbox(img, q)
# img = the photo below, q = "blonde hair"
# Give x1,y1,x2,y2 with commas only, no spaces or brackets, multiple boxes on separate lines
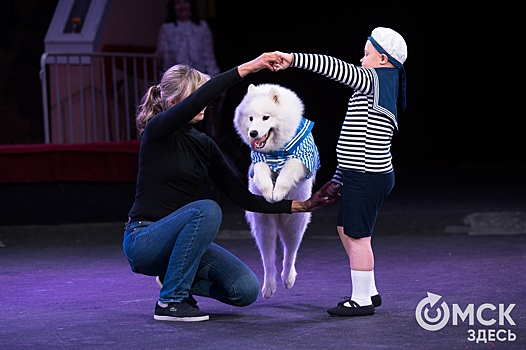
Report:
136,64,210,135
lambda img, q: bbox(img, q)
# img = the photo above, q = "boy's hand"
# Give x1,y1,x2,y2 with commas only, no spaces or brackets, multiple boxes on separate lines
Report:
294,181,341,212
272,51,293,70
324,181,342,198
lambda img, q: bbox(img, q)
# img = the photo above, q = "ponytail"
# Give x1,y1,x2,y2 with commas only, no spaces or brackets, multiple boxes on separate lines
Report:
136,85,166,136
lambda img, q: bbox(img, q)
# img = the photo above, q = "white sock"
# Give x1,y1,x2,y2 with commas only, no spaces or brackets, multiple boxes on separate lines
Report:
370,270,378,296
157,301,168,308
348,270,373,307
350,269,378,297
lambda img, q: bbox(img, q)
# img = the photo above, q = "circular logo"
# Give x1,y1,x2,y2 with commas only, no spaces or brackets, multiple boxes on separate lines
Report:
415,292,450,331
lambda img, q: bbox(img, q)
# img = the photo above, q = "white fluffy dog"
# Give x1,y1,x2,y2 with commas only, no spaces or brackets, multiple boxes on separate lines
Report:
234,83,320,298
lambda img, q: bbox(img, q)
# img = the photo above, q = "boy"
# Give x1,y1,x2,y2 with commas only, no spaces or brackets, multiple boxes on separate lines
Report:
274,27,407,316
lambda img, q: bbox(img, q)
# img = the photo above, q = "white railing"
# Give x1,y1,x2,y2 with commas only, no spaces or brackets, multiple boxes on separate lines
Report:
40,52,159,144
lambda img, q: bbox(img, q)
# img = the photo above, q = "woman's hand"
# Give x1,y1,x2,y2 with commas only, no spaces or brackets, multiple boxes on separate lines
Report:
291,181,342,213
237,53,283,77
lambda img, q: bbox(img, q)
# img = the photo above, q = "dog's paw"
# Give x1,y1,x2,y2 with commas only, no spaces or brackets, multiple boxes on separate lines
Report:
282,267,297,290
272,187,289,203
261,189,275,203
262,280,277,299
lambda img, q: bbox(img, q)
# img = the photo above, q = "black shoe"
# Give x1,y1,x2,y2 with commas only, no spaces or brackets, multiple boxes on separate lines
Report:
328,299,375,317
371,294,382,307
185,295,198,308
338,294,381,307
156,277,199,309
154,299,209,322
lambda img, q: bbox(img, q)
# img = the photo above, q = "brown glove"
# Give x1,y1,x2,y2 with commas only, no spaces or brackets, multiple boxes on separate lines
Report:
301,181,342,212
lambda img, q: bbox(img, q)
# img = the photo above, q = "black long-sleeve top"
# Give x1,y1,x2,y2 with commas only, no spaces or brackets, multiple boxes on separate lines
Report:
128,67,292,222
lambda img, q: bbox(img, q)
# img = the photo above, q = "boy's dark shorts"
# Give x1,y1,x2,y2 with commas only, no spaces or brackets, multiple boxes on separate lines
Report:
337,169,395,238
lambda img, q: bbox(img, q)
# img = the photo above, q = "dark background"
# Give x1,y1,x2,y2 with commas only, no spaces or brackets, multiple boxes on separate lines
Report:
0,1,522,225
1,1,521,172
211,1,522,181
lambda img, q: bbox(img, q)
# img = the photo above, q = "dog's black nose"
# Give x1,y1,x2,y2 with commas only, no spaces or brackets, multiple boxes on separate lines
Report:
249,130,258,138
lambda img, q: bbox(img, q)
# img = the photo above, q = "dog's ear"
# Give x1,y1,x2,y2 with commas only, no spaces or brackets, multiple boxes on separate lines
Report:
269,86,280,104
248,84,257,93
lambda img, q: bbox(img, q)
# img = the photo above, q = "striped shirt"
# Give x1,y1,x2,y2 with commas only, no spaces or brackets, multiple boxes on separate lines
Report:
291,53,395,179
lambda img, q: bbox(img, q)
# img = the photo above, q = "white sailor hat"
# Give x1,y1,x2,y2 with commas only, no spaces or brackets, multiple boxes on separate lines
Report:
370,27,407,65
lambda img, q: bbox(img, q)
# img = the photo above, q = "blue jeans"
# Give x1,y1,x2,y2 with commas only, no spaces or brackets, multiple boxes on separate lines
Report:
123,199,260,306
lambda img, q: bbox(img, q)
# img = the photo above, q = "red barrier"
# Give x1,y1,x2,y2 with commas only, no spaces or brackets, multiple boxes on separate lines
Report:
0,140,140,183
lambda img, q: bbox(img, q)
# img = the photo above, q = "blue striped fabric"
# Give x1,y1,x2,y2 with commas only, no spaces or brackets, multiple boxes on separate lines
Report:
250,118,320,179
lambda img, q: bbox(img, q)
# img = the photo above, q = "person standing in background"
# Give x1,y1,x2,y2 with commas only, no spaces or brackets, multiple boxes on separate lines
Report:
156,0,223,141
156,0,220,76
